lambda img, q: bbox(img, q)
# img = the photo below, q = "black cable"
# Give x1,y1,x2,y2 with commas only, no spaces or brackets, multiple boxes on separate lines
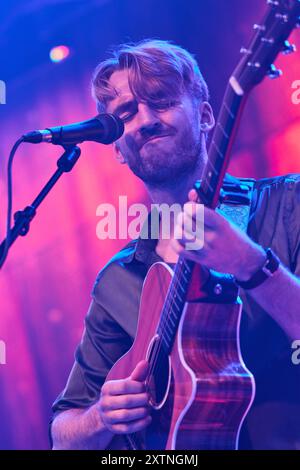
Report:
0,137,24,268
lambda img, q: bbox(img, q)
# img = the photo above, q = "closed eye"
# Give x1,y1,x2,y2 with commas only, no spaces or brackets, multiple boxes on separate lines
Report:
114,101,138,122
151,100,179,111
113,99,179,122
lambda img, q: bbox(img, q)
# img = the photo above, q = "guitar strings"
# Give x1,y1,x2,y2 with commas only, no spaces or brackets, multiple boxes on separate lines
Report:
124,261,191,450
145,256,193,396
143,160,215,416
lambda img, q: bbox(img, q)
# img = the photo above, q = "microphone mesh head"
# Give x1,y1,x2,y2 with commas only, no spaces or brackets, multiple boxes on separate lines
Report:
95,113,124,144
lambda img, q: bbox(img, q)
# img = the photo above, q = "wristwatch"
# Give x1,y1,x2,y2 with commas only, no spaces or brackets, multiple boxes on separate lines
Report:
235,247,280,290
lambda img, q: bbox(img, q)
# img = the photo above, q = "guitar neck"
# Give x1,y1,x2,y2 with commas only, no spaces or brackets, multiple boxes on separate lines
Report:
198,83,247,209
155,82,248,353
157,257,194,354
155,85,247,355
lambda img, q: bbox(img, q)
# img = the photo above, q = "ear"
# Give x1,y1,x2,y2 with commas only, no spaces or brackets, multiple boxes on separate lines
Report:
199,101,215,134
113,142,127,164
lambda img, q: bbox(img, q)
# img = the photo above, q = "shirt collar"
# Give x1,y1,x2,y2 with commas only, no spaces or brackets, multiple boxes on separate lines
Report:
134,208,160,265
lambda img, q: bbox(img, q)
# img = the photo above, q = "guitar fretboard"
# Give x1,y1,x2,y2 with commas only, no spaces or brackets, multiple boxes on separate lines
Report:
157,257,193,354
199,84,244,209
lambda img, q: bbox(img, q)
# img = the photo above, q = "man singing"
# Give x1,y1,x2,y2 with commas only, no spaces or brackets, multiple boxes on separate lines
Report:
51,39,300,450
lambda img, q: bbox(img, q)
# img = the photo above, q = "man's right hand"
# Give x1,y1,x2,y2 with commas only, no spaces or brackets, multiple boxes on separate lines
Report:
98,360,152,434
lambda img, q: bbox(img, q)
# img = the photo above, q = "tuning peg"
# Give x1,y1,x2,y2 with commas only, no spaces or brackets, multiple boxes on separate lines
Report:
275,13,288,23
267,64,282,79
253,24,266,32
240,47,252,55
282,40,297,55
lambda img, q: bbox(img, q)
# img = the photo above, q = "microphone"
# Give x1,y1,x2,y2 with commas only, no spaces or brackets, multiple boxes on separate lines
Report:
23,113,124,145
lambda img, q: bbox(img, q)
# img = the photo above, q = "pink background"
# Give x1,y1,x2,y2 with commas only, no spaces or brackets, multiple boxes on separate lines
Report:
0,0,299,449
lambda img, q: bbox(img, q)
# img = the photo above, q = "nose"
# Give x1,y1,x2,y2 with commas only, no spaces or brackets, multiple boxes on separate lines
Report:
136,103,162,138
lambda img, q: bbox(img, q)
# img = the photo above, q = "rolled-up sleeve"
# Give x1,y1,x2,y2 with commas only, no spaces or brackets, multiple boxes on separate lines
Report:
52,262,136,415
52,300,132,414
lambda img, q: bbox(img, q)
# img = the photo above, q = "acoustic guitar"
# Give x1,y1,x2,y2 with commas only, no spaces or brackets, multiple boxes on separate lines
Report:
106,0,300,450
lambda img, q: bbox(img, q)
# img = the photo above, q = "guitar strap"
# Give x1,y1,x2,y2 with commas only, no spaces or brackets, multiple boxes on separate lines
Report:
216,177,256,233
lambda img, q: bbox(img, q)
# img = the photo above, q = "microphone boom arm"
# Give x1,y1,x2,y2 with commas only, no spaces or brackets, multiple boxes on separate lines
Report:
0,145,81,269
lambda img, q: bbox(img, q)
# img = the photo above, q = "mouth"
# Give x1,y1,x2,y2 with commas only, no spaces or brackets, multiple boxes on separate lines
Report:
140,134,170,149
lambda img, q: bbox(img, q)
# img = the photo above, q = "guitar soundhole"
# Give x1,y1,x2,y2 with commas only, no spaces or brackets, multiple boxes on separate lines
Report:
146,335,171,409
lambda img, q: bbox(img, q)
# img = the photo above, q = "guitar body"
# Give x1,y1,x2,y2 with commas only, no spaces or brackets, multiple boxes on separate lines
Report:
106,262,255,450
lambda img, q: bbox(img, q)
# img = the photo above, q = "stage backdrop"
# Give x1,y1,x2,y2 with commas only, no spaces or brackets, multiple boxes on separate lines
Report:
0,0,299,449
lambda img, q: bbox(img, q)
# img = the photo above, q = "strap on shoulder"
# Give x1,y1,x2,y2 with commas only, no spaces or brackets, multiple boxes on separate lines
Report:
216,177,255,232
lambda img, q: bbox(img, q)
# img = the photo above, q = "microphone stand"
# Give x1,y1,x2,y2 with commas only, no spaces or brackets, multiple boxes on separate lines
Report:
0,145,81,269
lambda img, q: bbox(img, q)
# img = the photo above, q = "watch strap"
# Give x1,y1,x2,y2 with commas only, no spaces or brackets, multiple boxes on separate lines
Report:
235,248,280,290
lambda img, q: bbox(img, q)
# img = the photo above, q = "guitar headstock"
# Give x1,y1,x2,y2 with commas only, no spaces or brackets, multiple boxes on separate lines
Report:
232,0,300,94
196,0,300,209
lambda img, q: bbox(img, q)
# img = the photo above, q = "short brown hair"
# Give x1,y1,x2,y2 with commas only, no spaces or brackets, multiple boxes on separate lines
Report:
91,39,209,113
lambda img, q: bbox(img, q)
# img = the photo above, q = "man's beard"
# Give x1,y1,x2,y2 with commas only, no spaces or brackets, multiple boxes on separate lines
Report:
124,127,204,189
